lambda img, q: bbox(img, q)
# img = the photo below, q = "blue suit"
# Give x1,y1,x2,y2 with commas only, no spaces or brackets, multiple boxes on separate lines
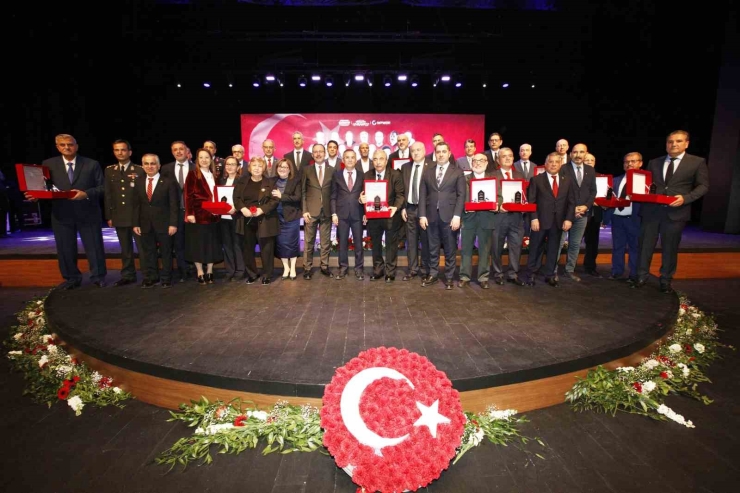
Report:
42,155,107,284
605,174,641,279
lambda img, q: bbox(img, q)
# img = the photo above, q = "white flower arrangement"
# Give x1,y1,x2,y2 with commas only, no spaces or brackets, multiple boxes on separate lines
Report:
67,396,85,415
694,343,705,354
642,381,656,394
657,404,694,428
643,359,659,370
669,343,682,353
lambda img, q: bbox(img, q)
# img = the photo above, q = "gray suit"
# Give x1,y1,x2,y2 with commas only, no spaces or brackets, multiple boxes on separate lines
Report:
302,162,336,272
637,153,709,283
514,160,537,181
456,156,474,172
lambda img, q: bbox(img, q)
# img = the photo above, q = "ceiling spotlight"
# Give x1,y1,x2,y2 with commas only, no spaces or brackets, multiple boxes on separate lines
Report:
455,81,462,88
354,74,365,81
298,76,307,87
440,75,451,82
325,75,334,87
482,83,487,88
265,74,276,82
228,83,233,88
176,83,181,88
203,82,211,88
252,76,260,88
410,75,419,87
433,77,438,87
502,83,509,88
531,84,535,88
383,75,392,87
311,75,321,81
367,74,373,87
397,74,407,82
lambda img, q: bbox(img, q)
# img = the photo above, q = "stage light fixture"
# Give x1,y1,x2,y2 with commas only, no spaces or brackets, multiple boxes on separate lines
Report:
203,82,211,88
433,77,439,87
311,75,321,81
252,76,260,88
228,83,233,88
440,74,451,82
265,74,276,82
176,83,181,88
482,83,487,88
298,76,307,87
502,83,509,88
410,75,419,87
455,81,462,88
354,74,365,81
367,74,373,87
531,84,535,88
383,75,392,87
326,75,334,87
397,74,407,81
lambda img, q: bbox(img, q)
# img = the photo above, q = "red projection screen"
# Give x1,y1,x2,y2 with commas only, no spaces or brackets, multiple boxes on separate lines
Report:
240,113,485,160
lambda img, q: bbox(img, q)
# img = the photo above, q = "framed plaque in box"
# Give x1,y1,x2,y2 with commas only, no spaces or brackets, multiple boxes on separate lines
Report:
391,158,410,171
15,163,76,199
627,169,675,205
465,177,497,212
501,179,537,212
534,165,547,176
364,180,391,218
203,185,235,215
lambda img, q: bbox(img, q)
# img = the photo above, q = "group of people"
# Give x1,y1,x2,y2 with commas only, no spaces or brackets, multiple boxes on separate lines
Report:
28,129,708,294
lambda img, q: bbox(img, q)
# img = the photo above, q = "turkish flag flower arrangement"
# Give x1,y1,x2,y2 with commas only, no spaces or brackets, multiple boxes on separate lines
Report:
321,347,465,492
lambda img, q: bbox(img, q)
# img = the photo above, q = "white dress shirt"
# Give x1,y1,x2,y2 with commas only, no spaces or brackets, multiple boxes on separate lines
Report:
613,177,633,216
145,172,160,195
663,152,685,180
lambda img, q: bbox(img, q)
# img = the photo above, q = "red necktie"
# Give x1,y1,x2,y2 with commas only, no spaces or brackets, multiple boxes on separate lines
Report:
506,171,511,180
347,171,353,189
268,157,272,168
147,178,153,201
551,175,558,197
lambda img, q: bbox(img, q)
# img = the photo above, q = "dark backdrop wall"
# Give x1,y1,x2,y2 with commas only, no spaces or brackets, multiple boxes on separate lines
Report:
4,0,732,225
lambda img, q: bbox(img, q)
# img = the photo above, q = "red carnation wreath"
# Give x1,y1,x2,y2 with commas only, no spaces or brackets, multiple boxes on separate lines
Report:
321,347,465,492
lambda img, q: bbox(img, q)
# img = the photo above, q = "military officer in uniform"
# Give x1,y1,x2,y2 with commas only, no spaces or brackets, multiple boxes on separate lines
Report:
105,139,146,286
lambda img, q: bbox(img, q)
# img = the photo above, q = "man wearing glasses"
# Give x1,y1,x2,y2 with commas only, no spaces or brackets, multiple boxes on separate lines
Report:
25,134,107,289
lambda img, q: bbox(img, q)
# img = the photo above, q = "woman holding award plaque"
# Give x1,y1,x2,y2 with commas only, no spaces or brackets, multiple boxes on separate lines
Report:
184,149,223,285
272,159,302,280
234,157,279,284
217,156,245,282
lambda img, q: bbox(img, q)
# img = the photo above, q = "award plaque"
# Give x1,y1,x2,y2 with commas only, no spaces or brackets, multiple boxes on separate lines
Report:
15,163,76,199
627,169,675,205
203,185,235,215
501,179,537,212
465,177,497,211
364,180,391,218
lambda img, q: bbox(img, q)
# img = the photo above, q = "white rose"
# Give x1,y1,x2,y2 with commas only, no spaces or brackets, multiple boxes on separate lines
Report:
67,396,85,414
685,329,692,335
642,381,656,393
38,355,49,368
7,350,22,357
13,333,23,341
669,344,682,353
28,312,38,319
693,343,705,354
47,344,58,354
616,366,635,372
643,360,659,370
248,410,268,421
42,334,53,343
691,313,701,319
113,387,123,394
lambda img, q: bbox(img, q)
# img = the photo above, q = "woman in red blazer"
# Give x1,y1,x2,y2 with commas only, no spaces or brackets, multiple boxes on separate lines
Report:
184,148,223,284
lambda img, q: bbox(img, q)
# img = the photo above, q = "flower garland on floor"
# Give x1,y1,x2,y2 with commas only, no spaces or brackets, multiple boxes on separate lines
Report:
566,295,734,427
4,297,132,415
156,397,540,472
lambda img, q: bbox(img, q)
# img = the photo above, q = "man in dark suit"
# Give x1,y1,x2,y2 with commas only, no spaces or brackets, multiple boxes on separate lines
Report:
361,150,405,282
582,152,604,277
419,141,466,289
400,142,432,281
459,153,496,288
635,130,709,293
331,149,365,280
132,154,179,288
302,143,335,279
605,152,643,284
161,140,195,282
326,140,343,169
105,139,145,286
525,152,576,287
357,143,373,175
232,144,247,171
514,143,537,181
25,134,107,289
203,140,225,177
557,143,597,281
260,140,280,176
284,131,312,171
492,148,527,286
388,132,412,164
484,132,503,169
425,133,456,164
455,139,477,172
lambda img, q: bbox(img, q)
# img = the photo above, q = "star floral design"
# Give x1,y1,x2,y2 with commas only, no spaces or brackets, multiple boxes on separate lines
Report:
413,400,450,438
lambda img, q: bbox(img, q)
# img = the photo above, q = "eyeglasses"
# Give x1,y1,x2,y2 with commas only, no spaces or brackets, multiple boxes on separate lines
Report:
57,143,76,147
624,160,642,164
471,159,487,163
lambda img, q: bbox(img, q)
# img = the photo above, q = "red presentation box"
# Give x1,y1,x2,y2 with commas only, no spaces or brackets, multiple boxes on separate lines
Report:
502,203,537,212
465,177,497,211
630,194,676,205
626,169,675,204
364,180,391,219
594,174,631,207
16,163,76,199
204,185,236,214
596,198,632,208
500,179,536,212
534,166,547,176
202,202,233,214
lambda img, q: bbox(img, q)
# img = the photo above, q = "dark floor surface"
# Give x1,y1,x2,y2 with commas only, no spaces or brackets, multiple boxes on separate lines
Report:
1,279,739,493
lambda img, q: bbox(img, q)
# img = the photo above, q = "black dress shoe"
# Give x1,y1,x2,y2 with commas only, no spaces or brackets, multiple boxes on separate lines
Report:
93,280,107,288
564,272,581,282
59,280,82,290
458,280,470,288
660,283,674,294
445,281,454,290
262,277,271,285
421,277,438,287
206,273,214,284
630,279,647,289
161,282,172,289
507,278,525,286
197,275,206,285
494,278,505,285
547,277,559,287
113,278,135,287
402,273,417,282
355,273,365,281
586,269,602,278
230,276,240,282
335,273,346,280
245,276,258,284
303,272,312,280
607,274,623,281
320,269,332,278
480,281,490,289
385,276,395,283
370,274,384,281
141,280,156,289
525,280,536,287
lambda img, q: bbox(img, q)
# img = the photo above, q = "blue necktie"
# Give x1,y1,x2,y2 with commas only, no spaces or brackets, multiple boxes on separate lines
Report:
67,163,74,184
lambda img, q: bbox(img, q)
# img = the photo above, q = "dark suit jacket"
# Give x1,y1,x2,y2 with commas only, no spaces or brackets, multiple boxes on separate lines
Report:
400,160,432,208
388,149,412,170
302,162,336,217
104,163,146,227
456,156,474,172
642,153,709,222
132,174,179,233
331,168,365,220
527,172,576,231
463,171,497,229
284,149,312,170
484,149,500,169
161,160,196,208
562,161,597,212
41,155,104,224
363,168,405,210
603,173,641,226
234,176,280,237
513,160,537,181
425,151,456,165
184,171,219,224
418,163,466,223
277,174,303,222
263,156,281,178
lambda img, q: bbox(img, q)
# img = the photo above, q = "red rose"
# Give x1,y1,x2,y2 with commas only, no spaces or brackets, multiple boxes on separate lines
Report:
57,387,70,400
249,206,257,214
70,358,78,365
233,415,247,427
685,344,692,353
660,372,669,379
632,382,642,393
689,357,696,362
